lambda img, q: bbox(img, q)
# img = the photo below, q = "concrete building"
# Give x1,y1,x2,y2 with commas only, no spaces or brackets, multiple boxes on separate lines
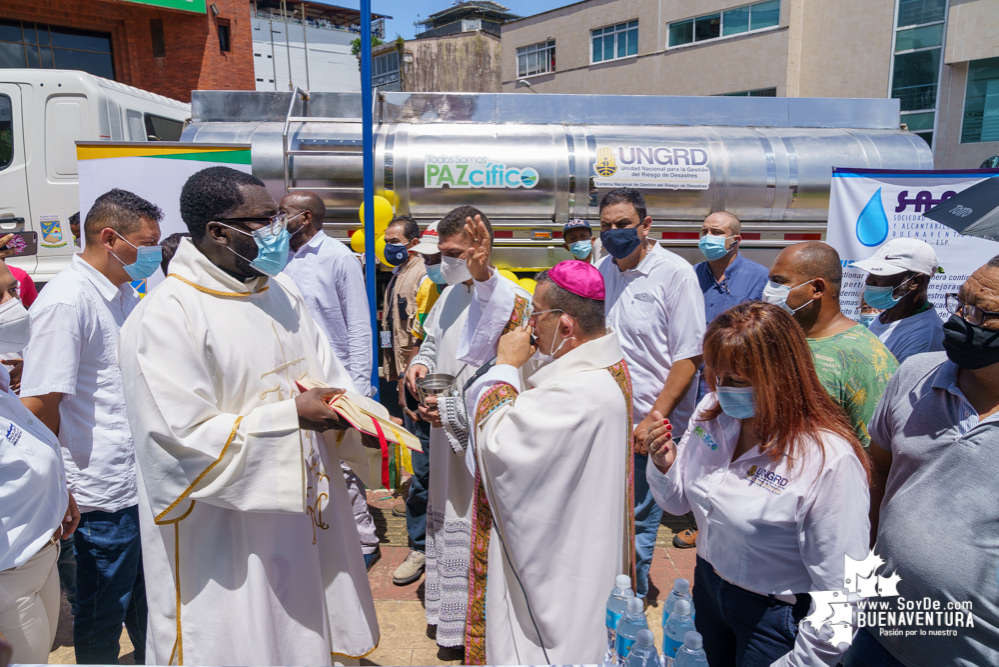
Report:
1,0,255,102
251,0,388,92
371,1,518,93
501,0,999,168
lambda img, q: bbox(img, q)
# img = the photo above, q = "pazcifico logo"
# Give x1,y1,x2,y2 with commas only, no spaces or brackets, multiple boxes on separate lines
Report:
424,156,538,189
805,550,974,648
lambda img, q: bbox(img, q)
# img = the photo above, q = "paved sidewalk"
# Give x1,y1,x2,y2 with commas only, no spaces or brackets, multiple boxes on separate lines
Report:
47,490,697,665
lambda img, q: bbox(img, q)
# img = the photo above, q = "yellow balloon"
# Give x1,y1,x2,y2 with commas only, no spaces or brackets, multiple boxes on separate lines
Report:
518,278,537,294
350,228,365,254
499,270,519,283
381,189,401,210
359,196,395,235
375,235,389,266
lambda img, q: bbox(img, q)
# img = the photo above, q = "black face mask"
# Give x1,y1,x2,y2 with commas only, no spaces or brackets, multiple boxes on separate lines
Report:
942,314,999,370
600,227,642,260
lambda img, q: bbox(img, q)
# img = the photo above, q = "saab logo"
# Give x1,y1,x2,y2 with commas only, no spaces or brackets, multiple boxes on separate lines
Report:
693,425,718,450
425,156,538,189
595,146,617,177
950,205,973,218
894,190,956,214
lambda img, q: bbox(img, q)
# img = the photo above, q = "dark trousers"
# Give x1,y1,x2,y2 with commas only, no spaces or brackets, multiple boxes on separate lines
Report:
693,555,812,667
843,628,908,667
73,505,147,664
404,403,431,552
57,536,78,614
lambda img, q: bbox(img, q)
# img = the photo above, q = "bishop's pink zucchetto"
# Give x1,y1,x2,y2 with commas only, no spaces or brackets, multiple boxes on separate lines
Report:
549,260,605,300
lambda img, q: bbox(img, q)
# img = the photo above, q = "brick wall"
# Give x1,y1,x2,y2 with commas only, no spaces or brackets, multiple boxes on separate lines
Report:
1,0,255,102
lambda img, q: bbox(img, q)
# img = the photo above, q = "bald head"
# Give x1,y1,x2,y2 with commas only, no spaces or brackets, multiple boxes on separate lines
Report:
703,211,741,236
775,241,843,297
280,191,326,251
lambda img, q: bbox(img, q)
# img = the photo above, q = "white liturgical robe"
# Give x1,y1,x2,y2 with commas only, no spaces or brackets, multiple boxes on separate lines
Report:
464,331,633,665
118,239,379,666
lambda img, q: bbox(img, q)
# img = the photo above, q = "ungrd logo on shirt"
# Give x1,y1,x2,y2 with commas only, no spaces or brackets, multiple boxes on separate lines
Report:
693,425,718,450
744,465,789,495
5,422,21,446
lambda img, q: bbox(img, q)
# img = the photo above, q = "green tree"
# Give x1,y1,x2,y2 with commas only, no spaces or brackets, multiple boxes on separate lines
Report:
351,35,385,71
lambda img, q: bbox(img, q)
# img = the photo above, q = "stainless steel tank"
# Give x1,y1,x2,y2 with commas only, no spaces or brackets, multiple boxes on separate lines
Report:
183,91,933,269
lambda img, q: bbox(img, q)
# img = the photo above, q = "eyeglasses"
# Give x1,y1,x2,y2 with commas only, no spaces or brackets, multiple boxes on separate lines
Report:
945,293,999,326
215,211,303,237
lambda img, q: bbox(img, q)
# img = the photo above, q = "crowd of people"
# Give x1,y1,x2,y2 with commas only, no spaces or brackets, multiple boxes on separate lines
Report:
0,169,996,667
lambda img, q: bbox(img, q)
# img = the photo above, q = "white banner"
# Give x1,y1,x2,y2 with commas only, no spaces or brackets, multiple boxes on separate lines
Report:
826,168,999,319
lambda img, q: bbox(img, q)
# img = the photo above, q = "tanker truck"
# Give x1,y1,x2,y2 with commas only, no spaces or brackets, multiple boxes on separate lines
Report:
181,90,932,270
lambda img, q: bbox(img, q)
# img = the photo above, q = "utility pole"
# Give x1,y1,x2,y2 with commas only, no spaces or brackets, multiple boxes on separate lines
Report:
360,0,378,399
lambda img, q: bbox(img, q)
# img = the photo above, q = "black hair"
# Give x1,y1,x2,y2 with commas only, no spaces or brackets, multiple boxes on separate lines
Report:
160,232,190,275
180,166,266,242
599,188,647,223
387,215,420,242
535,269,606,336
69,212,80,226
439,205,493,242
84,189,163,244
988,254,999,269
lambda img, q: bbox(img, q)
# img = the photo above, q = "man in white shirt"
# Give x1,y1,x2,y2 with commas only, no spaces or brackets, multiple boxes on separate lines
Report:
281,190,380,568
0,258,80,665
852,238,945,363
596,188,706,600
21,189,162,664
282,191,373,396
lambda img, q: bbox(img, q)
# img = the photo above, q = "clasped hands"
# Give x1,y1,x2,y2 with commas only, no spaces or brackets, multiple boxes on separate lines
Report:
641,410,675,474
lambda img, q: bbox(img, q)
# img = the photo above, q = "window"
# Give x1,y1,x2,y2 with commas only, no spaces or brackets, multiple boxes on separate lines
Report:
0,19,114,79
962,57,999,143
722,87,777,96
0,95,12,171
896,0,946,28
591,21,637,64
517,40,555,78
669,1,778,47
217,21,231,52
144,114,183,141
892,49,941,111
150,19,165,58
372,50,400,87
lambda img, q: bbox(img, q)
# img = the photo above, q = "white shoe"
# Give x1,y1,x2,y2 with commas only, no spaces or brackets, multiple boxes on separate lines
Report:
392,550,426,586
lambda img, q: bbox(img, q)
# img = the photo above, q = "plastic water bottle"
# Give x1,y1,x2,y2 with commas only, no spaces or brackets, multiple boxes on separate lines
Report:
662,600,696,666
604,575,634,664
615,596,648,664
625,629,660,667
662,578,695,623
673,631,708,667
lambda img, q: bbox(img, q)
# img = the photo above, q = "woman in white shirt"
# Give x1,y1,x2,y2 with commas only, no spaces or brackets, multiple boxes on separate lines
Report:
645,301,871,667
0,258,79,664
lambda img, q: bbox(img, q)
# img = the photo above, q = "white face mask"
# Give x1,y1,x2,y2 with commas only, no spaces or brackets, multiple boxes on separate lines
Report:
0,298,31,354
532,309,575,363
440,255,472,286
762,279,816,315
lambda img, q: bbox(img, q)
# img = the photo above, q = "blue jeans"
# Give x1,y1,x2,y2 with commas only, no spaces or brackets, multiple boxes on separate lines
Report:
634,452,663,599
844,628,908,667
404,411,431,552
73,505,147,664
693,555,812,666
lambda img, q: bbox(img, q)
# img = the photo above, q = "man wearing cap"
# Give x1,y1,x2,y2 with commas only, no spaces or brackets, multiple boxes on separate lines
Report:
392,221,445,587
853,238,945,364
462,260,631,665
563,219,598,263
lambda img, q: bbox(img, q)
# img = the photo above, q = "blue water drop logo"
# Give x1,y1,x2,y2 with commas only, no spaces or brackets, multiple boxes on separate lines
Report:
856,188,890,247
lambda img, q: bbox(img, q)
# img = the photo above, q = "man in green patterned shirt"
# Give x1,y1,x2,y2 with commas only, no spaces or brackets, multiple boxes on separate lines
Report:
765,242,898,447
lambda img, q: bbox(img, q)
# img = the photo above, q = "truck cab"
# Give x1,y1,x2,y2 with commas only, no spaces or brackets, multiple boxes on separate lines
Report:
0,69,189,282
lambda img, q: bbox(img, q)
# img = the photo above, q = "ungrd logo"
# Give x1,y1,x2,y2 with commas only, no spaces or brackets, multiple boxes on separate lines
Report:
425,160,540,189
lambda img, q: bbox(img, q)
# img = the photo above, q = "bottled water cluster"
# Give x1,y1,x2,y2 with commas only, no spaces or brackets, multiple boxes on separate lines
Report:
604,576,707,667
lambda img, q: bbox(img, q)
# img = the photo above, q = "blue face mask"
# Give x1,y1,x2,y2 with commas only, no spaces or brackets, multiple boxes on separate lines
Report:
698,234,733,261
112,233,163,281
384,243,410,267
716,385,756,419
568,239,592,260
219,222,291,277
600,227,642,260
863,275,914,311
858,313,878,327
425,263,447,285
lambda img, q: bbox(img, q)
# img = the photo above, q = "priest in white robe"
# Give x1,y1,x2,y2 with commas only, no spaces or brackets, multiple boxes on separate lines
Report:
463,261,634,665
405,207,530,649
118,167,379,666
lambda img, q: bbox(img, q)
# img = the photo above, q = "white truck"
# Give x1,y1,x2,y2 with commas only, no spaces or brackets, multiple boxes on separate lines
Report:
0,69,190,282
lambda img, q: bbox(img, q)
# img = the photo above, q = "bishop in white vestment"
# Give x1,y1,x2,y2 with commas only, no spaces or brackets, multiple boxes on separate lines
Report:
463,261,634,665
118,169,379,666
